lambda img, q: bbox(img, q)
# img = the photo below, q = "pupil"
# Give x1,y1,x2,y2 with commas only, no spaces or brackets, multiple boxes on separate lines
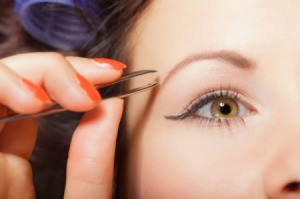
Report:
219,102,231,115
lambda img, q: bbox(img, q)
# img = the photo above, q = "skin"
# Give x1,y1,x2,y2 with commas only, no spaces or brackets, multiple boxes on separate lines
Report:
0,53,124,198
124,0,300,198
2,0,300,198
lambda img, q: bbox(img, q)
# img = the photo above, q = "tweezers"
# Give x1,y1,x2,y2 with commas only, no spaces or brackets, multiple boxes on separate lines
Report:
0,70,158,123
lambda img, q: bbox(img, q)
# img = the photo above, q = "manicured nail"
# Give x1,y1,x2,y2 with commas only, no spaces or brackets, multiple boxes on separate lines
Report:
21,78,52,104
76,73,101,102
92,58,127,70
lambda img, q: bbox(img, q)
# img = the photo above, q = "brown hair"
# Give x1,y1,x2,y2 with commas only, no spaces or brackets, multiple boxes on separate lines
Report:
0,0,150,198
0,0,149,59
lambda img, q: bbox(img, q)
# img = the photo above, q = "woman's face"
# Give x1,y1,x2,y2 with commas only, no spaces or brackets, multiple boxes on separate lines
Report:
125,0,300,198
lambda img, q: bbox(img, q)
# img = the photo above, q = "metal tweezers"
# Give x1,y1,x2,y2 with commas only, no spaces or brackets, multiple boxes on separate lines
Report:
0,70,158,123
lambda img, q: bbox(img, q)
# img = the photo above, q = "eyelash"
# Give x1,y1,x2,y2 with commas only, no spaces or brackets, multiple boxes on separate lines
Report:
165,87,249,128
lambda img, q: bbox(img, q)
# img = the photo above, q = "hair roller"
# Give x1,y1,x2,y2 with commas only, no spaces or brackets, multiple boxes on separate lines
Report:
14,0,104,50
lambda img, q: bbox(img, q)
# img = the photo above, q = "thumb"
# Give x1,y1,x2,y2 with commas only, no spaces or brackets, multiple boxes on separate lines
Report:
64,98,124,199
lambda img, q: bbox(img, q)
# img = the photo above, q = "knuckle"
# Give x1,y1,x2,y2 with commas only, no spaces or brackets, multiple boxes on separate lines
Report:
65,56,77,60
41,52,74,72
10,96,46,114
44,52,66,62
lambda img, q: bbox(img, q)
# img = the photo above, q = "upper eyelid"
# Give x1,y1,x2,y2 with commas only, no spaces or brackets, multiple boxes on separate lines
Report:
165,90,238,120
190,90,239,107
198,87,262,114
186,90,240,114
165,89,259,121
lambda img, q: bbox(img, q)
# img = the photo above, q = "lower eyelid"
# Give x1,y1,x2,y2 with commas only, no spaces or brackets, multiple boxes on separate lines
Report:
165,89,259,125
181,115,247,129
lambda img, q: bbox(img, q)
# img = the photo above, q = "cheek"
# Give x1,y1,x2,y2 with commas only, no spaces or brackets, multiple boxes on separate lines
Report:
126,107,272,198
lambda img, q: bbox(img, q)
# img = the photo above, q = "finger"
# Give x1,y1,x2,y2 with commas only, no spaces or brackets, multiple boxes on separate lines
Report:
0,154,35,199
1,53,126,112
65,56,125,85
0,117,38,159
64,98,124,199
0,105,7,133
1,53,126,86
0,62,52,114
1,53,100,112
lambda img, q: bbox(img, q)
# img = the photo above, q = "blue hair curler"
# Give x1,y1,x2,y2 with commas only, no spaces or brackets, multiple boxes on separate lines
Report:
14,0,103,50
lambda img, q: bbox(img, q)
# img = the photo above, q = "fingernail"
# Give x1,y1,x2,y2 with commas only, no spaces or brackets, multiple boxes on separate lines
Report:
92,58,127,70
21,78,52,104
76,73,101,102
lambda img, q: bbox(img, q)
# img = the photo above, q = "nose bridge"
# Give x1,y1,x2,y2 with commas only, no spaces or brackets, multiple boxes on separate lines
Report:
267,72,300,167
264,101,300,164
273,107,300,145
269,117,300,167
267,51,300,130
263,120,300,197
262,66,300,197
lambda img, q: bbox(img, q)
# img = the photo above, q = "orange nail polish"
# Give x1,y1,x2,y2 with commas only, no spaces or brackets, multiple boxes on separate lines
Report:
76,73,101,102
92,58,127,70
21,78,52,103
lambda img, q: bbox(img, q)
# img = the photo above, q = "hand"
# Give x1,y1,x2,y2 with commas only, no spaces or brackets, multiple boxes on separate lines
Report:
0,52,125,199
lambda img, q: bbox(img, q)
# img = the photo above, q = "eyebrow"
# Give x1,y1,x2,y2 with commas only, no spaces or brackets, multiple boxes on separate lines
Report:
161,50,256,87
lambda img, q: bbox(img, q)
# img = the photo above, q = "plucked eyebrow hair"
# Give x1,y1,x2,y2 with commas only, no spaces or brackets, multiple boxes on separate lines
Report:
161,50,256,87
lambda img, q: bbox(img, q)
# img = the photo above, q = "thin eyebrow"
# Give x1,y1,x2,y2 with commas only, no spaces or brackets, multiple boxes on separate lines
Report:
161,50,256,87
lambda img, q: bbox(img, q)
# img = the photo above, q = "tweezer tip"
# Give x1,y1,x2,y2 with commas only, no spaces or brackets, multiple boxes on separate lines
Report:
149,82,159,86
142,70,157,73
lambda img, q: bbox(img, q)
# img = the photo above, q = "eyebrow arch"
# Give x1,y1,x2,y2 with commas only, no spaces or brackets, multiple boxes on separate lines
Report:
161,50,256,87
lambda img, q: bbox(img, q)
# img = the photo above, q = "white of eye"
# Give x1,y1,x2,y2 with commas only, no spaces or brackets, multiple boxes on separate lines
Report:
195,99,249,119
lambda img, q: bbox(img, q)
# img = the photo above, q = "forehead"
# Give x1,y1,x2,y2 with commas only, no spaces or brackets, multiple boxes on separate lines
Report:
145,0,300,29
131,0,300,64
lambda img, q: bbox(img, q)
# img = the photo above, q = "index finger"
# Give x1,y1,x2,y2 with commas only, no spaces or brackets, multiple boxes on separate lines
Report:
1,53,126,85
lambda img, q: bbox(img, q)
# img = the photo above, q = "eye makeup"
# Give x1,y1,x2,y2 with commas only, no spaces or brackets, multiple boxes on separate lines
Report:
165,86,256,128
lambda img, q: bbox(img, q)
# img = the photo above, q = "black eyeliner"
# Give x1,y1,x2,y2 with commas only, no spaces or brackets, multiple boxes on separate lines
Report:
165,89,240,124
